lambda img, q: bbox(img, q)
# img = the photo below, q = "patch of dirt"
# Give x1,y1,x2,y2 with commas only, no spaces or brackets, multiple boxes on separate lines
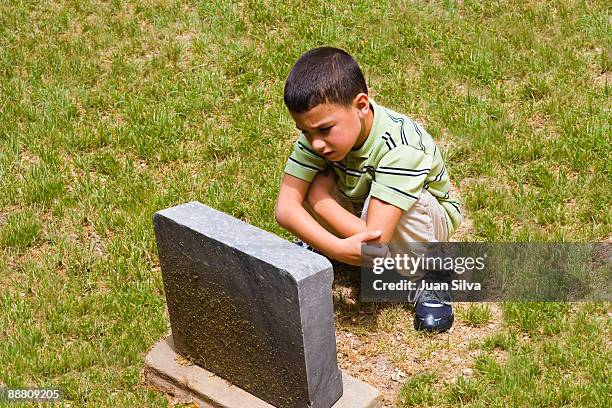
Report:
332,267,504,407
594,70,611,87
82,217,105,258
19,150,40,167
175,31,197,44
327,178,480,405
527,111,558,139
0,239,58,307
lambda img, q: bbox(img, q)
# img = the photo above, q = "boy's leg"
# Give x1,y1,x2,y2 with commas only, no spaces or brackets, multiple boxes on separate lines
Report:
361,188,449,279
361,187,448,241
361,189,454,332
394,188,449,243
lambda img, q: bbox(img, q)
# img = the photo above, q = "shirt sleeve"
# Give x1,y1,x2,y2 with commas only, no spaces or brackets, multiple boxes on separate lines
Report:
370,145,433,210
283,134,327,182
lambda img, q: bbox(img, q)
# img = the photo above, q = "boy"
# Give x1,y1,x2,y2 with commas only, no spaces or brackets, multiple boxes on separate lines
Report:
275,47,462,332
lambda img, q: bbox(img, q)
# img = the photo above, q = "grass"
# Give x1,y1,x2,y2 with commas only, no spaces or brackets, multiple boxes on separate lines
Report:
415,303,612,407
0,210,42,250
0,0,610,406
397,371,437,406
457,303,492,327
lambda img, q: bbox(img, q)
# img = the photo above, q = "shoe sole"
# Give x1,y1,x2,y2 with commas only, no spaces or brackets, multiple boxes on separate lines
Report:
414,314,454,333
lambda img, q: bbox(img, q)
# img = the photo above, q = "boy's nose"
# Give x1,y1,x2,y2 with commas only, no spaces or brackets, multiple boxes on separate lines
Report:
311,139,326,153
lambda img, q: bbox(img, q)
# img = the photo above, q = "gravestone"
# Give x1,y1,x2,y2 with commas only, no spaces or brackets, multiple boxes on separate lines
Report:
151,201,344,408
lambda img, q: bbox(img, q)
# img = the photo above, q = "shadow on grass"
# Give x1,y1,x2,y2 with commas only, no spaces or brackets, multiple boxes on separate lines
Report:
332,263,414,333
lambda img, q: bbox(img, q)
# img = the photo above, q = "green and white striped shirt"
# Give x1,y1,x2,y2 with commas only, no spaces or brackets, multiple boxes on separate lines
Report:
284,99,461,236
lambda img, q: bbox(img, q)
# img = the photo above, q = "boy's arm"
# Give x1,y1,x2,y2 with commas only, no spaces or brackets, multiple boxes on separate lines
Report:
275,173,382,265
306,169,366,237
364,197,403,242
307,170,402,242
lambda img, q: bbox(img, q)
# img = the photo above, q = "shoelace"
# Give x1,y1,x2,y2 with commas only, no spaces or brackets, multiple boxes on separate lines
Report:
407,285,423,304
408,283,452,306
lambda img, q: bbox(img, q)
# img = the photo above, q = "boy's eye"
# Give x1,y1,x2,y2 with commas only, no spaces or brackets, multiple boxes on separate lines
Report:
320,126,332,133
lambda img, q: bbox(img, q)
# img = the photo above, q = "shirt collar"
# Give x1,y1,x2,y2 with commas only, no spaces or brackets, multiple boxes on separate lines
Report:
348,98,382,158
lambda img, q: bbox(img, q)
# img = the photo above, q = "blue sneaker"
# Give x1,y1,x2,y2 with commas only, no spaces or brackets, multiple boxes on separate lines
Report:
294,240,321,254
294,240,347,268
409,278,454,333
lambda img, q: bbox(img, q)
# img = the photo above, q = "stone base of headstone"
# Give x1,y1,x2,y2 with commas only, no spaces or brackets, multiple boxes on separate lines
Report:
143,336,383,408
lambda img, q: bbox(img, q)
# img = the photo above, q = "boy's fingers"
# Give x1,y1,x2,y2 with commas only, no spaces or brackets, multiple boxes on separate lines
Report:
355,230,382,242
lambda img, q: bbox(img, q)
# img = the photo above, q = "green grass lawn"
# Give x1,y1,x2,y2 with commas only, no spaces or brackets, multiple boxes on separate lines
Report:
1,0,610,406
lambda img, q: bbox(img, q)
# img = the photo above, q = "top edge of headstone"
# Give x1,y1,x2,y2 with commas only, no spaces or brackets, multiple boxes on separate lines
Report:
153,201,333,282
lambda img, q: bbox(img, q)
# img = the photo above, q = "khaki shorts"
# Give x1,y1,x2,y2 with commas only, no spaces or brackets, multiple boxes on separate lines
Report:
306,186,449,279
329,186,449,242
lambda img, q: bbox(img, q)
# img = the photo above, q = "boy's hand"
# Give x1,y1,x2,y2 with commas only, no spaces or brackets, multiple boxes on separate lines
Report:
330,230,383,266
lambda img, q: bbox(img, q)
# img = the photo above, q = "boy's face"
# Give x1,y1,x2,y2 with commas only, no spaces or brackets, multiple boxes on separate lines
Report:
290,94,372,162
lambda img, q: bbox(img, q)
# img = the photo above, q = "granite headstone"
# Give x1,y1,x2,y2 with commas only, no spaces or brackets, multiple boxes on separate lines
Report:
153,201,343,408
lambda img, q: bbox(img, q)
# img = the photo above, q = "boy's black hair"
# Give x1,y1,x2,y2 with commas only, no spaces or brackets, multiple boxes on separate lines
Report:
284,47,367,113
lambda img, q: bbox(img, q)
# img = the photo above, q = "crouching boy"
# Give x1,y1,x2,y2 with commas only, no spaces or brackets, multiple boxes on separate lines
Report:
274,47,462,332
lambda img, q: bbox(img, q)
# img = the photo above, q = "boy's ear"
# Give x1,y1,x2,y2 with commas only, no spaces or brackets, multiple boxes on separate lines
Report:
353,93,370,117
